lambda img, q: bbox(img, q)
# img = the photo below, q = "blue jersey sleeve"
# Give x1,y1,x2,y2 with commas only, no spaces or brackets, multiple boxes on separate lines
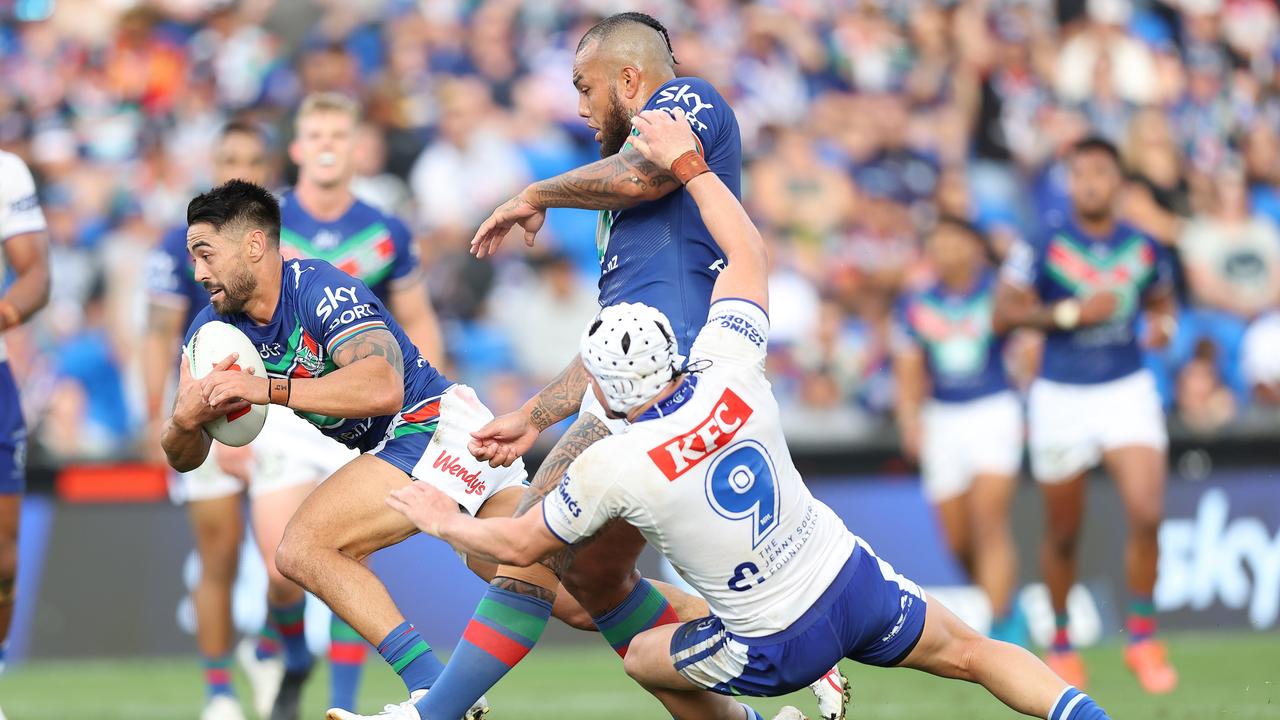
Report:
644,77,737,167
385,215,421,287
293,260,393,356
1000,236,1044,293
148,227,194,304
890,295,922,352
1144,235,1175,300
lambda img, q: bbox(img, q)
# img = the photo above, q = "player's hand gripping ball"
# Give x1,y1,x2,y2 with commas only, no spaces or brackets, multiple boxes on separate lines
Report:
186,320,269,447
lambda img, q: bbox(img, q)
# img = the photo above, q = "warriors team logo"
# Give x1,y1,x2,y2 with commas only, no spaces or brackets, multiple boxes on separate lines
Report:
294,330,325,377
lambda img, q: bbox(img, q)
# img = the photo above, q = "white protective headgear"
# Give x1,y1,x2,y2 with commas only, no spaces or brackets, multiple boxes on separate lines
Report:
580,302,685,415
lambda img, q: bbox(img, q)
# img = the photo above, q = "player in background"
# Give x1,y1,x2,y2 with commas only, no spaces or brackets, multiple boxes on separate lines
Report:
893,217,1027,647
994,137,1178,693
244,91,448,717
385,108,1113,720
0,149,50,720
426,13,846,720
145,121,288,720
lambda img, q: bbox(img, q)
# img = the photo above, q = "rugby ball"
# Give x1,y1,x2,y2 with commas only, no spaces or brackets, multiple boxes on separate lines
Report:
186,320,269,447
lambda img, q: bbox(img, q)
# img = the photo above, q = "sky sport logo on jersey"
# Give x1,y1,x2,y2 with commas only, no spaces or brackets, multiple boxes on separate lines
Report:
432,450,486,496
647,388,753,480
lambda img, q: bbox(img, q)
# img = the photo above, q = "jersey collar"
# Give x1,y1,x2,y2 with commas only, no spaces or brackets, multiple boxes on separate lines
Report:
634,375,699,424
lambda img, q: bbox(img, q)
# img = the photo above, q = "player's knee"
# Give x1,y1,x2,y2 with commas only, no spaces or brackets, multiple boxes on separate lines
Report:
563,565,639,613
273,533,312,587
1043,525,1078,557
621,632,662,684
0,536,15,584
1127,506,1163,537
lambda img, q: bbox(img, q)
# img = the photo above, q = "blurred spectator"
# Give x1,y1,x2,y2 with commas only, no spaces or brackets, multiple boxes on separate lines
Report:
350,121,413,218
1175,164,1280,398
491,250,599,385
1175,340,1237,434
408,77,529,234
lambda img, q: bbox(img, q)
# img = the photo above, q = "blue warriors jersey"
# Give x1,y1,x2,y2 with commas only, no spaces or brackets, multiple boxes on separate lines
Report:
596,76,742,354
897,270,1010,402
148,225,210,332
279,192,419,305
1002,219,1172,385
183,259,451,451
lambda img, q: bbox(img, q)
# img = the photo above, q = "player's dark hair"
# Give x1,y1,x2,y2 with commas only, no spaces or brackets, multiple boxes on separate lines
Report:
933,214,999,265
578,12,678,65
187,179,281,247
219,119,266,144
1069,135,1121,166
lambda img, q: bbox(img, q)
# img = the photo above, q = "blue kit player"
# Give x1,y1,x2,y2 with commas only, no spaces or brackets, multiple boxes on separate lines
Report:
396,11,844,720
0,149,50,720
161,179,580,720
385,108,1114,720
893,217,1026,647
994,137,1178,693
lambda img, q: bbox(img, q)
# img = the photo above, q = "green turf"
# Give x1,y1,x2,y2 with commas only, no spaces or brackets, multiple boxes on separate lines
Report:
1,632,1278,719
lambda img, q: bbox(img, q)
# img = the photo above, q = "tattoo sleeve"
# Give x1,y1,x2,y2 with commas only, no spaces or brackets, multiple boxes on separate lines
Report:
492,412,613,587
331,328,405,379
528,145,680,211
528,355,591,432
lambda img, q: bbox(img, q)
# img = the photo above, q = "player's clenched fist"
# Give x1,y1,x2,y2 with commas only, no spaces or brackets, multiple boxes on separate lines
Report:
171,353,251,431
201,355,267,407
386,480,457,537
629,107,698,169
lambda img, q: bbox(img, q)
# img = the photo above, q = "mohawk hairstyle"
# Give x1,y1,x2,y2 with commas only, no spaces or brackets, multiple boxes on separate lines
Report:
577,11,678,65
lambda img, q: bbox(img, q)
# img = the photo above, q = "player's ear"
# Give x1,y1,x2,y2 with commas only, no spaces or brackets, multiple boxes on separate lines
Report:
620,66,642,100
244,228,268,261
288,138,303,167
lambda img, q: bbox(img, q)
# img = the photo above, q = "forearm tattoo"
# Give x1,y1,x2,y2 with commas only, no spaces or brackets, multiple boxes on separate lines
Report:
332,328,404,379
528,356,590,432
531,146,679,211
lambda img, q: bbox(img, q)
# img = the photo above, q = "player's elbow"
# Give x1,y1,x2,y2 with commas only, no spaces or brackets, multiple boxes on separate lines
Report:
374,380,404,416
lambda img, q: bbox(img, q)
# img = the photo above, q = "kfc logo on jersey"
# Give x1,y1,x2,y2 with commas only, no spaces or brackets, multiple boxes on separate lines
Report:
655,84,714,132
648,388,753,480
432,450,486,496
315,285,359,323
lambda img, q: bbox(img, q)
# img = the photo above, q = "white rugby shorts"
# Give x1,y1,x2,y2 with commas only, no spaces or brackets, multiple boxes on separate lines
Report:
920,390,1023,502
1027,370,1167,484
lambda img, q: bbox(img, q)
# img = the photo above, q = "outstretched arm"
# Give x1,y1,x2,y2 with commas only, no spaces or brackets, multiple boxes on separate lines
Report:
629,108,767,311
471,144,681,258
387,481,566,566
468,354,591,468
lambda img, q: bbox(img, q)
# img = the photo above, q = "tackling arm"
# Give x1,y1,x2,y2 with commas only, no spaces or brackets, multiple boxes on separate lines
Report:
628,108,767,311
386,481,567,566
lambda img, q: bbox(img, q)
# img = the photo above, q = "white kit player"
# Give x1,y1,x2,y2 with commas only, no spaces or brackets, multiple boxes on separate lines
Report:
385,110,1114,720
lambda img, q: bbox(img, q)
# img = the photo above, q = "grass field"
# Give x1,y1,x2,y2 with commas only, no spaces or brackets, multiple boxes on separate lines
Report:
2,632,1278,719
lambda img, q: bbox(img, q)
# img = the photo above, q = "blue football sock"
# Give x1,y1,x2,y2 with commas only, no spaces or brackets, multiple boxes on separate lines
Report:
377,621,445,693
268,599,313,673
415,585,552,719
741,703,764,720
329,615,367,711
1048,687,1111,720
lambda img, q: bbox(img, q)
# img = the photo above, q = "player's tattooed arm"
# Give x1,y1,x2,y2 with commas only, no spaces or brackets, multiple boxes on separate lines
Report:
528,355,591,432
332,327,405,379
284,328,406,418
526,144,681,211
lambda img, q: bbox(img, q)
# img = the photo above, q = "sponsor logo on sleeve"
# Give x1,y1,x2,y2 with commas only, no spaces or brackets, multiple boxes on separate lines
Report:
10,194,38,212
713,310,766,348
555,473,582,518
647,388,753,480
655,84,715,132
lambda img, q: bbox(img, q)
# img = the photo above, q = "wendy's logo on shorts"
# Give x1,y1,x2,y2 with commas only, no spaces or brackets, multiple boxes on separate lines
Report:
433,450,486,495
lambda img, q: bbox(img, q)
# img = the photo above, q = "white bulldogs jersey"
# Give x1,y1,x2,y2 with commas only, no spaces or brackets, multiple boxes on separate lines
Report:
543,299,857,636
0,151,47,362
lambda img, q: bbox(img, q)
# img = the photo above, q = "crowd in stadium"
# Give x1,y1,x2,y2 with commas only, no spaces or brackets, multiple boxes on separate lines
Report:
2,0,1280,463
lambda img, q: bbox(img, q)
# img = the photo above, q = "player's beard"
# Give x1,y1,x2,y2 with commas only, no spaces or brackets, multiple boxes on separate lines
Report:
599,86,634,158
206,266,257,315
